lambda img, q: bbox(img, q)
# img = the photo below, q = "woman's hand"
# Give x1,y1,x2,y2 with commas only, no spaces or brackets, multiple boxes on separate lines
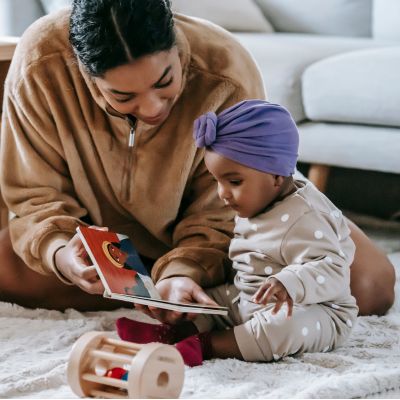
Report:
252,277,293,318
134,276,218,324
54,233,104,294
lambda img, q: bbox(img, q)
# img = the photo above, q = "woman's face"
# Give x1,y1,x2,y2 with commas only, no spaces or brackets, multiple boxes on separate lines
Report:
95,47,182,125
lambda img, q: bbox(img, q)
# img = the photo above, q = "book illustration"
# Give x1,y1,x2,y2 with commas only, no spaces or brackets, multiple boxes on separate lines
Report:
77,226,160,299
77,226,228,315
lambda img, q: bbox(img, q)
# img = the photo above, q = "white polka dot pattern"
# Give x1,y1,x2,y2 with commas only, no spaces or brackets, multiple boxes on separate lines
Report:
332,210,340,218
316,275,325,284
264,266,273,275
314,230,324,239
281,213,289,222
302,327,309,336
346,319,353,328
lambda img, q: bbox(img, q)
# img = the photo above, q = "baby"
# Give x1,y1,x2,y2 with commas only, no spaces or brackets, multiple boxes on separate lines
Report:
117,100,358,366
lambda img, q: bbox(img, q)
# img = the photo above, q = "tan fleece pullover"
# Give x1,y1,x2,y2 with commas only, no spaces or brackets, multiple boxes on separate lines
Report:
0,9,265,286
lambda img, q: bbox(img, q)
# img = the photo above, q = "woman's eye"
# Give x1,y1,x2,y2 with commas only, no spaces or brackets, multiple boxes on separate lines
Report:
155,77,173,89
115,96,134,103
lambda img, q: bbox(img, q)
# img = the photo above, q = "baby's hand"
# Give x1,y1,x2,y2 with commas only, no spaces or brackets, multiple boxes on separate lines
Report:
252,277,293,318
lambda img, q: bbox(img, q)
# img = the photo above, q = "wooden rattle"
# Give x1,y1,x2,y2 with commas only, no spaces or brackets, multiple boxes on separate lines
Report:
67,331,185,399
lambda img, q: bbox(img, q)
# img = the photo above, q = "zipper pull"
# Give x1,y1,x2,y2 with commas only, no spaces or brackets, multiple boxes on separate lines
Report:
128,127,135,147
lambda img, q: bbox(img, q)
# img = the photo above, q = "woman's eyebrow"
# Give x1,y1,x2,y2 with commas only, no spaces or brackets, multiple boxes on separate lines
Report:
108,65,172,95
152,65,172,86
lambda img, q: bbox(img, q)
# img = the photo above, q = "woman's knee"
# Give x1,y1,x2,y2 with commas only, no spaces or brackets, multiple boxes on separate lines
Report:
350,269,395,316
347,219,396,315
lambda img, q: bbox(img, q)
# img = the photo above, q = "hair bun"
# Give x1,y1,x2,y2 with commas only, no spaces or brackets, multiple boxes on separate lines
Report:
193,112,218,148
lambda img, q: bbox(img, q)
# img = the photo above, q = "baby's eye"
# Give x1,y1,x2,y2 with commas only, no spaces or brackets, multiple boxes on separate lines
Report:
230,180,242,186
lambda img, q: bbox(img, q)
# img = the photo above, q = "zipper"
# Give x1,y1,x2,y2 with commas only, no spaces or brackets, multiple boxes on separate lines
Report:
122,122,137,201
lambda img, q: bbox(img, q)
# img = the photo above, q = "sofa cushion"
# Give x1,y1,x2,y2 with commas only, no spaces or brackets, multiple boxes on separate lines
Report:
40,0,71,14
302,47,400,127
255,0,372,37
0,0,45,36
373,0,400,41
171,0,274,32
234,33,390,122
298,122,400,174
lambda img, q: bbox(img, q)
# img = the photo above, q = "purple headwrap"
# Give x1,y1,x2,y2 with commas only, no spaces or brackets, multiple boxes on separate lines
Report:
193,100,299,176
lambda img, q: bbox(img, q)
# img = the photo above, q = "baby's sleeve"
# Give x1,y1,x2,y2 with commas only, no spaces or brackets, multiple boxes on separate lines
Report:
273,211,355,304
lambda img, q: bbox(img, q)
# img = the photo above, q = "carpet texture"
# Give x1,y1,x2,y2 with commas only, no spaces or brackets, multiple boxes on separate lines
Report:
0,253,399,399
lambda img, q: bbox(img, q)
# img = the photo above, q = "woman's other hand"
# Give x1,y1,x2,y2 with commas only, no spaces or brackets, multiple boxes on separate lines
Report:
134,276,218,324
54,233,104,294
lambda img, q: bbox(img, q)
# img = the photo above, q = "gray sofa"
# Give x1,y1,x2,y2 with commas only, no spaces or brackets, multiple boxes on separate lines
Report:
171,0,400,193
1,0,400,192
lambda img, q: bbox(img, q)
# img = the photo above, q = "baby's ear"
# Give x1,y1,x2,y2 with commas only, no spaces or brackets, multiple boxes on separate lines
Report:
274,175,285,187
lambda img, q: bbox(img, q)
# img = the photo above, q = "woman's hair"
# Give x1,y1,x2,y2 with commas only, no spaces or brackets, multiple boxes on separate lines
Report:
69,0,176,76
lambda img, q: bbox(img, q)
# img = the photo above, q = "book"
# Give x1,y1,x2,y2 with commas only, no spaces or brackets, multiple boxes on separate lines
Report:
76,226,228,315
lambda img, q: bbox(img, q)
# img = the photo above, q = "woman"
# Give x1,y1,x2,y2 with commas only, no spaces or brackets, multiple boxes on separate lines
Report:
0,0,394,321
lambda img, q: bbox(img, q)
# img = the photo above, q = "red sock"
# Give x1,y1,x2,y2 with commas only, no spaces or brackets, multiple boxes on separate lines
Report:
116,317,198,344
175,332,213,367
116,317,177,344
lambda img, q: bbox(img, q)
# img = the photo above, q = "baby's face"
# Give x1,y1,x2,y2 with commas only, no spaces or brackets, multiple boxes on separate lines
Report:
205,150,283,218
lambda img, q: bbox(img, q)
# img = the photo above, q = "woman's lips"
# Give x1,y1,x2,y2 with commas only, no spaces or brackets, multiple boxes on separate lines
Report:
141,109,169,125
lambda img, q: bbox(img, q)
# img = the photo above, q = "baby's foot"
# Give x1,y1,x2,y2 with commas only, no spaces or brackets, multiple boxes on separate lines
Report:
116,317,177,344
175,332,213,367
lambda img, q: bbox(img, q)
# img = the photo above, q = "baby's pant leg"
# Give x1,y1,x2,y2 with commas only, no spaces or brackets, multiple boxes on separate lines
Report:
194,283,242,333
234,304,342,362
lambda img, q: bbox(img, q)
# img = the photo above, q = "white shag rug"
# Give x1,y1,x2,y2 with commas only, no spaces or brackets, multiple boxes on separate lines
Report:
1,254,399,399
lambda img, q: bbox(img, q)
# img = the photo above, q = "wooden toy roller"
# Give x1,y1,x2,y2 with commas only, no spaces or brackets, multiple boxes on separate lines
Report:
67,331,185,399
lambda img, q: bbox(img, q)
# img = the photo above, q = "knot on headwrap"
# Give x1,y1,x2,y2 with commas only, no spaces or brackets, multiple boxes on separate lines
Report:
193,100,299,177
194,112,218,147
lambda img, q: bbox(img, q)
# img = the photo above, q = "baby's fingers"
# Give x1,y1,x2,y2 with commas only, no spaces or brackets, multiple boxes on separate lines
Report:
286,297,294,318
257,285,278,305
272,300,284,315
252,282,271,303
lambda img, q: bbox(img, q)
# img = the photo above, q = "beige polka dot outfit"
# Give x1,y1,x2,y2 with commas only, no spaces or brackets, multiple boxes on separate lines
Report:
195,179,358,362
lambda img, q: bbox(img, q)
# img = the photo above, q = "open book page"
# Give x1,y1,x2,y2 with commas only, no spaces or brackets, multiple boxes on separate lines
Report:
77,226,228,315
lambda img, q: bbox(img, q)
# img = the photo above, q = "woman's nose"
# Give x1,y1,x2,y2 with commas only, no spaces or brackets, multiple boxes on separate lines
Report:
137,92,164,118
